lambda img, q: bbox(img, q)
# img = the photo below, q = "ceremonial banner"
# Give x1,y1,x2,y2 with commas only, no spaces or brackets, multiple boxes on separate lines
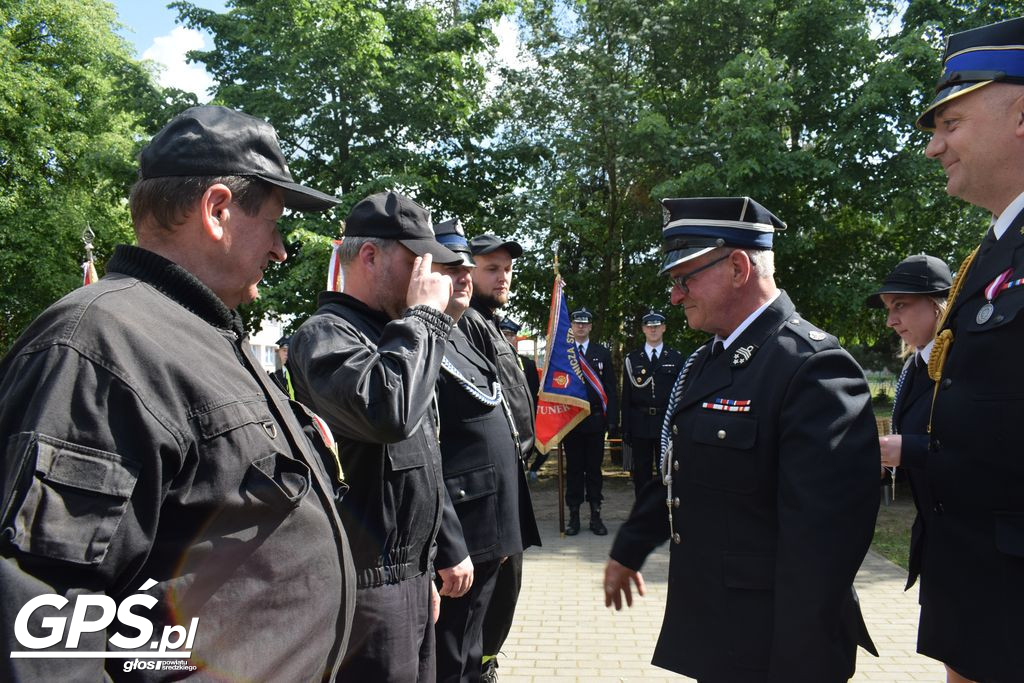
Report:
82,260,98,286
326,239,344,292
534,275,591,454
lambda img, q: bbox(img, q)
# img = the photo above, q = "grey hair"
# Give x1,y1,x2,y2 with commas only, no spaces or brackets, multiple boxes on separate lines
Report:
338,236,397,266
745,249,775,278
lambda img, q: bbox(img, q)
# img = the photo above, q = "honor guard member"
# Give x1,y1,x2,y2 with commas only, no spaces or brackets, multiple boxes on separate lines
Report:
430,220,540,683
499,317,540,406
604,197,879,682
0,106,355,681
563,307,619,536
916,17,1024,682
269,334,295,397
461,233,540,682
621,310,683,498
867,256,950,603
288,192,465,682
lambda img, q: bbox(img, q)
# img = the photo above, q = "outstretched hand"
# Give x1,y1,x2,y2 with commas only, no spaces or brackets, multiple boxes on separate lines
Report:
604,558,645,610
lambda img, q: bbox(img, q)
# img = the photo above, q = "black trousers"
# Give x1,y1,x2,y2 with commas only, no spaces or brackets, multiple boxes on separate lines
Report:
630,436,658,498
435,558,502,683
337,572,435,682
564,429,604,508
481,552,523,657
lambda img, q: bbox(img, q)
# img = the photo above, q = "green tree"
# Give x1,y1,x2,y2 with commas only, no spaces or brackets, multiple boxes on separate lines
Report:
173,0,529,332
0,0,159,351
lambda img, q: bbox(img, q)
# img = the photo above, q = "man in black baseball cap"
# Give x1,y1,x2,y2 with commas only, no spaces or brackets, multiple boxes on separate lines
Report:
0,105,356,680
288,190,457,681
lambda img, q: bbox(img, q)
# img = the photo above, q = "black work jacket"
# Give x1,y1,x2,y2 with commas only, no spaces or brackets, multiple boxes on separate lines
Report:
289,292,455,588
458,302,536,457
0,246,355,682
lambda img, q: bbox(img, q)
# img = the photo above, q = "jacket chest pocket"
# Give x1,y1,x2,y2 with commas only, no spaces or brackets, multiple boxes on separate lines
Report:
444,464,498,554
965,286,1024,333
194,399,313,512
687,412,759,493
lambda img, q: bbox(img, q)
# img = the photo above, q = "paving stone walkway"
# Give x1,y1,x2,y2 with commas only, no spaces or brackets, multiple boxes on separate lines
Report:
493,473,946,682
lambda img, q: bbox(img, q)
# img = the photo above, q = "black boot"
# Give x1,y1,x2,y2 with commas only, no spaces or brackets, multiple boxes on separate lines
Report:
566,507,580,536
590,504,607,535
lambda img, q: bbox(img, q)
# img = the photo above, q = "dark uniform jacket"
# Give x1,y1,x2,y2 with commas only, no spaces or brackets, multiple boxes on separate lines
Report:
459,302,535,457
611,292,879,683
434,329,541,568
289,292,457,587
269,366,291,395
920,217,1024,681
0,246,355,682
620,345,684,440
571,340,618,435
889,354,936,590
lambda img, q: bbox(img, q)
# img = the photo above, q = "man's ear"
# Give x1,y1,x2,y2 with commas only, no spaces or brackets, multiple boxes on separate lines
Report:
200,184,234,242
730,249,753,287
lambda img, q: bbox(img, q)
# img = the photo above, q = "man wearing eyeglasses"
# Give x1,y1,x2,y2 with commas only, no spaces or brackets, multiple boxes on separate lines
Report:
603,197,880,682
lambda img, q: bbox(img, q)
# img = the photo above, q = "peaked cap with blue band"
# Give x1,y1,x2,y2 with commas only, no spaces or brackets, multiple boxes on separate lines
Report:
433,218,475,268
642,309,666,325
659,197,786,275
917,17,1024,130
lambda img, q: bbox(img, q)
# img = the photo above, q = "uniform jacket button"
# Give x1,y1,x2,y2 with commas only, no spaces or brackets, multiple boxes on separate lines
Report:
717,429,726,440
458,489,466,498
934,501,944,514
672,533,681,544
932,439,942,452
672,425,679,435
673,497,680,508
673,460,679,471
941,378,952,389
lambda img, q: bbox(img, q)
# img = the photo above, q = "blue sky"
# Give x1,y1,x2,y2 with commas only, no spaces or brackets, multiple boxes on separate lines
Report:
111,0,227,99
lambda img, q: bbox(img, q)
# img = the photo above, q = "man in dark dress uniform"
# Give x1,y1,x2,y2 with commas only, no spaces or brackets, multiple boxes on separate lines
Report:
563,307,618,536
604,197,879,683
269,334,293,397
915,17,1024,682
621,310,683,498
430,220,540,683
288,192,466,683
457,233,540,682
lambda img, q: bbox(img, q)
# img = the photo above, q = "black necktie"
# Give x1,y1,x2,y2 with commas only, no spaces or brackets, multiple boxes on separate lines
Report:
578,344,585,358
711,341,724,359
650,348,658,364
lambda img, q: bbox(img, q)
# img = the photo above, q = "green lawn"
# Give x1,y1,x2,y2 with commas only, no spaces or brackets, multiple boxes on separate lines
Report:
872,481,916,569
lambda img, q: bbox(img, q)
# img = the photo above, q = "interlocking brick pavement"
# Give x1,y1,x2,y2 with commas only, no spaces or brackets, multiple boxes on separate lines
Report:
491,472,946,682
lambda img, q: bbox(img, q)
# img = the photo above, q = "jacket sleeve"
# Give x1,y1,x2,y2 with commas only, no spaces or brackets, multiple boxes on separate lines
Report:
768,348,880,682
433,486,470,570
293,305,453,443
609,478,669,570
0,347,175,682
900,433,929,470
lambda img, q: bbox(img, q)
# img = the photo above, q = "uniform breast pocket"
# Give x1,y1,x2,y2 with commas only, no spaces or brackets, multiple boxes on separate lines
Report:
444,464,498,554
688,412,759,493
965,288,1024,333
2,432,140,565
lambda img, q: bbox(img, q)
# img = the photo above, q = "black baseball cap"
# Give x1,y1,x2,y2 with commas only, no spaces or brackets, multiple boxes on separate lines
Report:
344,191,462,265
139,105,340,212
866,254,952,308
469,234,524,258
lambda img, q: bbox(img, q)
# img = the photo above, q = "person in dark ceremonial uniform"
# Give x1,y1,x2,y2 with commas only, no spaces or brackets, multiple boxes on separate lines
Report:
269,334,294,397
499,317,540,406
563,307,618,536
604,197,879,682
430,220,540,683
915,17,1024,683
867,255,950,591
458,233,542,682
621,310,683,498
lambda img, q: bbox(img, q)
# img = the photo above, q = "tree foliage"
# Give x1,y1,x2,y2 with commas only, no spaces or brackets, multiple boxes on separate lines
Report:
0,0,161,350
173,0,535,332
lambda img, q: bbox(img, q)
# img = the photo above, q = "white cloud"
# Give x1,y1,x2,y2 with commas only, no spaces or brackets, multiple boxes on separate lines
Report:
142,26,216,100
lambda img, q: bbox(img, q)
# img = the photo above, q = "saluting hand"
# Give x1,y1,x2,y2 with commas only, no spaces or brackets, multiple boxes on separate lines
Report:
407,254,452,313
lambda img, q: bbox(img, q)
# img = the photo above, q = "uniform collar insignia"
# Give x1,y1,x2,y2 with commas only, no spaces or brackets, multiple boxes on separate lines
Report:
731,344,757,367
